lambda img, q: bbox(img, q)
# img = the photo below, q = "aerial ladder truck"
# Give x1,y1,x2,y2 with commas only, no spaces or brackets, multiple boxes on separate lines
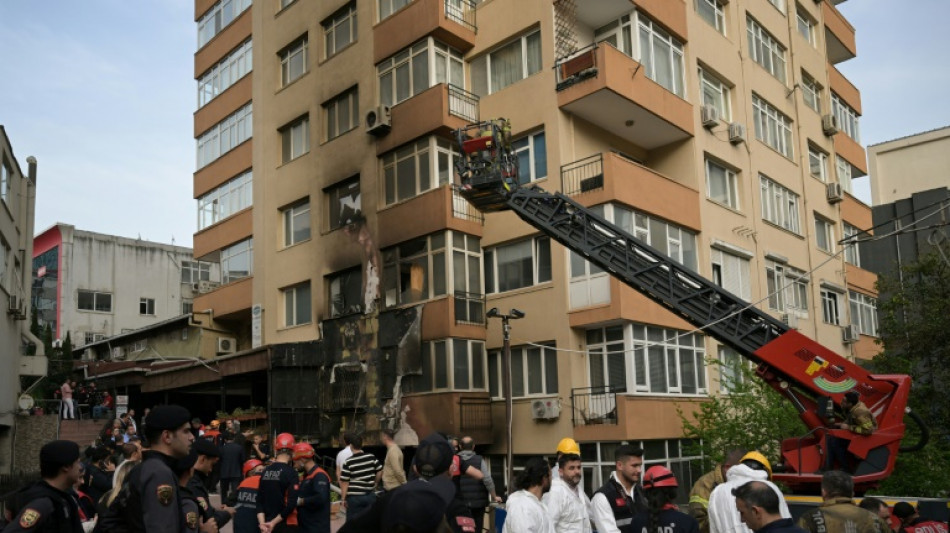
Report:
454,119,927,494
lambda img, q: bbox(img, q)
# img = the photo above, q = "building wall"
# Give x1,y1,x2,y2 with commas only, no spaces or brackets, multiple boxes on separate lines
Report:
869,126,950,206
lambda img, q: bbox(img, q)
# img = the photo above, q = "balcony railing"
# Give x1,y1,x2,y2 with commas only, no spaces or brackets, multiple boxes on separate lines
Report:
555,43,599,91
561,153,604,196
454,290,485,324
320,366,366,412
444,0,476,32
448,84,479,123
571,385,618,427
459,396,492,431
452,187,485,224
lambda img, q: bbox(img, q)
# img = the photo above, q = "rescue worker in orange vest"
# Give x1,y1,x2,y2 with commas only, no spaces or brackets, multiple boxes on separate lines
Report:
232,460,265,533
292,443,332,533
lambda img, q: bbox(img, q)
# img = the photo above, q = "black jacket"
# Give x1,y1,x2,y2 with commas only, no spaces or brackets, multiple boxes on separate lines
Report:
219,442,246,479
2,481,83,533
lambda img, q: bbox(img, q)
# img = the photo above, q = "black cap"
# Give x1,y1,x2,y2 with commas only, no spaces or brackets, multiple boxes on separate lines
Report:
40,440,80,469
415,434,454,478
145,405,191,432
172,450,199,476
194,438,220,458
383,480,453,531
893,502,916,520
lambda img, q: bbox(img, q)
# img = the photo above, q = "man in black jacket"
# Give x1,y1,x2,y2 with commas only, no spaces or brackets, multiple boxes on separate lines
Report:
189,439,234,530
2,440,84,533
81,447,114,504
219,433,245,504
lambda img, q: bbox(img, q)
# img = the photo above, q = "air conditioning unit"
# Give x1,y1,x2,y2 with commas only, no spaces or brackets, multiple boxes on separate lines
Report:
701,105,720,129
841,324,860,344
782,313,800,330
7,296,25,320
530,399,561,420
728,122,746,144
196,280,220,294
7,296,20,313
217,337,237,355
821,114,839,136
826,182,844,204
365,105,392,136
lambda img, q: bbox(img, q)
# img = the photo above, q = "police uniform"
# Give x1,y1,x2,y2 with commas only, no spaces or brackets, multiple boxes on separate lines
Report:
296,464,331,533
189,440,232,529
688,466,725,533
797,497,890,533
2,441,83,533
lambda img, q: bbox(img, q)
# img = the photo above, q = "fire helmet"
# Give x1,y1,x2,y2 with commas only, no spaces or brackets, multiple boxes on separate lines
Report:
642,465,678,490
740,451,773,478
293,442,315,461
275,432,296,452
556,438,580,456
242,459,264,477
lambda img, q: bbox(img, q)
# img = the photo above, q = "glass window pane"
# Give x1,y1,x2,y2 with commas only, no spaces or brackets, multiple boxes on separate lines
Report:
435,341,448,389
544,348,558,394
454,339,469,389
527,347,543,394
511,350,525,397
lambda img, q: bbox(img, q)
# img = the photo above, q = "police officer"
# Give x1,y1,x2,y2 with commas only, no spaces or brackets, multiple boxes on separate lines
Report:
797,471,889,533
292,443,331,533
172,451,205,533
2,440,83,533
188,439,233,530
232,460,265,533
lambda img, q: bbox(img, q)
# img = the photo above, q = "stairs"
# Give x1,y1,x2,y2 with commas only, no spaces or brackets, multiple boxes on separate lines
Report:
58,419,106,448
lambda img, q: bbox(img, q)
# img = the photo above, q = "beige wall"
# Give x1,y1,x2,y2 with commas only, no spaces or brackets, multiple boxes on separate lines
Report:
869,126,950,206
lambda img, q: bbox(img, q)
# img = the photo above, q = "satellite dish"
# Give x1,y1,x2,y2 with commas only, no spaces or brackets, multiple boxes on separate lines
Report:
18,394,35,410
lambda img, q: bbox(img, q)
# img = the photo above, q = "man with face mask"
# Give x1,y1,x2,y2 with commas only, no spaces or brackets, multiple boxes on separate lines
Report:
542,452,592,533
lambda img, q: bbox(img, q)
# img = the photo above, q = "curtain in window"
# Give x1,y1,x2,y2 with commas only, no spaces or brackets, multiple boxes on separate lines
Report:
490,39,522,93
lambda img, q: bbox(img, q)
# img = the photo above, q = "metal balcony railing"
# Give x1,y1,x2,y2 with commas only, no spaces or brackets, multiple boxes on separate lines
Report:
452,187,485,224
454,290,486,324
555,43,599,91
561,153,604,196
444,0,477,32
571,385,618,427
448,84,480,123
459,396,492,431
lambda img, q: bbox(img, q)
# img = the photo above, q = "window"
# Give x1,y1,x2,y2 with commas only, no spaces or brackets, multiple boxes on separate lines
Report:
711,247,751,300
328,267,363,317
821,289,840,325
630,324,707,395
221,238,253,283
181,260,212,284
768,0,786,11
407,339,487,392
0,156,10,204
283,282,312,327
765,260,808,314
0,240,9,289
197,170,252,229
198,39,252,108
197,0,251,49
637,16,686,97
84,332,105,345
323,1,357,58
182,300,194,315
281,115,310,163
705,158,739,209
594,14,635,56
752,94,794,158
696,0,725,33
843,223,862,267
718,345,748,393
326,177,361,231
280,0,296,8
282,200,311,247
808,145,829,182
381,137,457,205
831,93,861,142
196,103,252,169
849,291,878,336
78,290,112,312
379,0,412,21
699,68,731,120
836,156,853,194
814,216,834,253
747,17,787,83
796,8,816,46
484,236,552,293
452,233,484,324
488,344,557,398
760,175,800,233
587,326,627,393
378,39,464,108
471,30,542,96
382,233,447,307
801,72,821,113
513,131,547,184
139,298,156,316
280,35,308,86
324,86,359,141
576,440,703,502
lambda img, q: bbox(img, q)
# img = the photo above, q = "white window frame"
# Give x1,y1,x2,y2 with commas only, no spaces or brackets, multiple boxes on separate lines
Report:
814,216,835,253
0,157,11,205
801,72,821,113
752,94,794,158
696,0,725,34
382,232,448,308
808,145,829,182
381,136,457,205
760,174,800,233
326,176,362,231
796,8,816,46
747,17,787,83
182,300,194,315
718,345,749,393
705,158,739,209
831,93,861,142
378,0,412,21
451,232,484,324
821,289,841,325
280,35,309,87
471,29,542,96
513,130,547,184
282,200,311,247
484,236,552,294
197,170,252,230
139,298,156,316
324,86,359,141
197,39,252,109
323,2,357,59
569,206,610,309
630,323,707,395
197,0,252,49
637,15,686,97
221,238,253,284
378,39,464,108
77,290,113,313
710,247,751,301
586,326,628,393
768,0,786,12
283,282,312,327
196,103,252,170
849,291,878,337
699,68,731,121
843,223,862,267
488,343,557,398
281,115,310,163
836,155,853,194
765,260,808,314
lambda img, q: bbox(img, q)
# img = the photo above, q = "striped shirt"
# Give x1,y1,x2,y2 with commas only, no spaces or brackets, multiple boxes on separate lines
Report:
341,451,382,496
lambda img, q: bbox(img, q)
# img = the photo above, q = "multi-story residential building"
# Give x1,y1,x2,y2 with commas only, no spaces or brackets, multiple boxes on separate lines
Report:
188,0,877,492
868,126,950,206
0,126,44,474
32,223,211,347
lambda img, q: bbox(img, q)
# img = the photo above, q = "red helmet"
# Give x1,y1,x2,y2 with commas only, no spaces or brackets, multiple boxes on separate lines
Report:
275,433,296,452
242,459,264,477
293,442,315,461
642,465,678,490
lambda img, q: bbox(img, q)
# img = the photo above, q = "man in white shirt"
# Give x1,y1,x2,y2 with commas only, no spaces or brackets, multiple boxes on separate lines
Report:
708,451,790,533
505,457,554,533
542,452,591,533
590,445,646,533
335,432,354,483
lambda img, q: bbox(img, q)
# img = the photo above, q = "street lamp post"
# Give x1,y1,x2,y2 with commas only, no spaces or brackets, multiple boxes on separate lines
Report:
486,307,524,492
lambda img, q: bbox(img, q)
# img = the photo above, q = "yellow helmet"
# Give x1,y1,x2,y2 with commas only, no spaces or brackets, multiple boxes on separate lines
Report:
556,438,580,456
740,451,773,478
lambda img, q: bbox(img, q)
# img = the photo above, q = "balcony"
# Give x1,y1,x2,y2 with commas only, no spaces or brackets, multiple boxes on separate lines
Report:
572,395,704,442
374,0,476,63
822,1,856,64
828,64,861,116
458,396,492,432
378,185,484,249
193,208,253,261
193,276,252,320
556,44,693,150
194,7,252,78
376,84,479,155
571,386,618,427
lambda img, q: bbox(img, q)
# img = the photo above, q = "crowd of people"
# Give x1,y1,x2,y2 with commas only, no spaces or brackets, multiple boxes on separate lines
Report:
2,403,947,533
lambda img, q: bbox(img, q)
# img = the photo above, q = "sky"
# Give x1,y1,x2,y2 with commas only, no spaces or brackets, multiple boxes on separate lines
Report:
1,0,949,248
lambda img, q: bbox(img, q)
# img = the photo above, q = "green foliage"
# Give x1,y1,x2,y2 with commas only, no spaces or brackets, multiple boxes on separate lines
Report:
678,358,806,468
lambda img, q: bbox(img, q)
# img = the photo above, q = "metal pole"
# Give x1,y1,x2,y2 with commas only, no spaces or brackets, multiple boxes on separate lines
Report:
502,316,514,491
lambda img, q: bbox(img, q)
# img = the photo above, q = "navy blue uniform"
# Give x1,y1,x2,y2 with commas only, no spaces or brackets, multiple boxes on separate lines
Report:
188,473,232,528
232,475,262,533
257,462,299,527
296,466,331,533
1,481,83,533
631,507,700,533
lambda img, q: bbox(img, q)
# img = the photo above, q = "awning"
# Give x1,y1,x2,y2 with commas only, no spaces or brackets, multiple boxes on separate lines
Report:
140,348,269,393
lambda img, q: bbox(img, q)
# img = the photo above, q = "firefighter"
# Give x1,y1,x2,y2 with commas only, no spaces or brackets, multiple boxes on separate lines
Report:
257,433,300,532
825,391,877,472
796,471,890,533
893,502,949,533
292,443,331,533
631,466,699,533
689,448,748,533
232,460,265,533
2,440,83,533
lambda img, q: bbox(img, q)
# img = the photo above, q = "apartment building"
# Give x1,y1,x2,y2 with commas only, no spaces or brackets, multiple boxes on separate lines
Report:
190,0,877,491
